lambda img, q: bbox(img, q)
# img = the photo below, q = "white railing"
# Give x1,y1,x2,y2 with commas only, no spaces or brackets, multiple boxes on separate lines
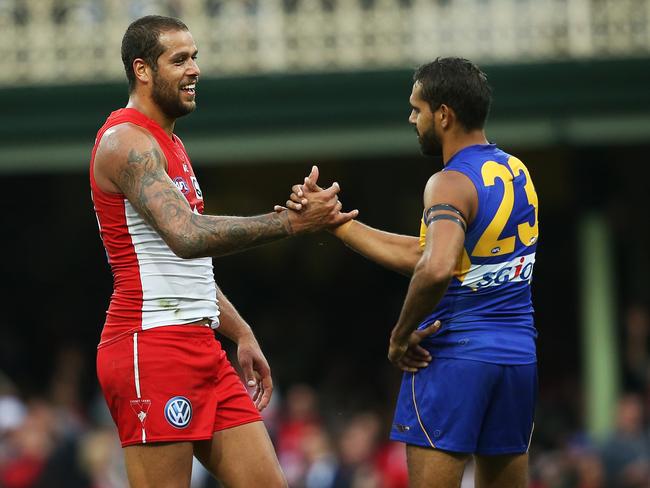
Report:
0,0,648,85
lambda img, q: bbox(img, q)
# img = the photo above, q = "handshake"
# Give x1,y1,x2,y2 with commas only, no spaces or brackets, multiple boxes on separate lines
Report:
273,165,358,236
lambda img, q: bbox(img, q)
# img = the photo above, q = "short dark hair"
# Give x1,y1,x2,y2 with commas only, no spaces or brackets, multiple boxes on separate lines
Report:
121,15,188,92
414,57,492,131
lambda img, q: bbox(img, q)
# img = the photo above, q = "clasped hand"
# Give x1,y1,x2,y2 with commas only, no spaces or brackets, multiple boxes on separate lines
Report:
388,320,441,372
273,165,358,228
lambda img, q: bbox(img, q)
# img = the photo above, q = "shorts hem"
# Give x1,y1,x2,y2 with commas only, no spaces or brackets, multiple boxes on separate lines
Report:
392,434,527,455
120,434,214,448
214,415,263,433
389,434,470,453
389,433,422,446
475,445,529,455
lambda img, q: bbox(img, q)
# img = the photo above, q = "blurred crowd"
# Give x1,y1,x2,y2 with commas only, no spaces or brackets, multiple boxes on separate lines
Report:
0,304,649,488
527,305,650,488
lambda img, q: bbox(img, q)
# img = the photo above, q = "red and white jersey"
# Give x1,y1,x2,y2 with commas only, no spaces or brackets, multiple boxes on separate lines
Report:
90,108,219,345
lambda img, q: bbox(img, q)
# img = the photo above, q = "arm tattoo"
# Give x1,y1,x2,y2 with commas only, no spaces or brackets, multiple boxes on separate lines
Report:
118,142,293,259
119,146,170,224
185,211,293,257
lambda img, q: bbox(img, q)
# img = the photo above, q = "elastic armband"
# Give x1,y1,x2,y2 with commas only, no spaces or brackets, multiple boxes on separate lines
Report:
424,203,466,224
423,201,467,233
425,214,466,232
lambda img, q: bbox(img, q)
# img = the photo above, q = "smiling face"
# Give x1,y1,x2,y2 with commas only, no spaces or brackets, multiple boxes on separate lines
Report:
408,81,442,157
150,29,200,119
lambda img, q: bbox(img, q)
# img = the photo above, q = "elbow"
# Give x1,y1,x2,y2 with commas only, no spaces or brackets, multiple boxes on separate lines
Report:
155,213,209,259
174,247,198,260
167,239,203,260
400,243,425,276
415,259,455,286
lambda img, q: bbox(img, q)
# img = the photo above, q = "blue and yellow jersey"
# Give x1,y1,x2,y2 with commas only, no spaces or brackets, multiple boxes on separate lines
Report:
418,144,539,364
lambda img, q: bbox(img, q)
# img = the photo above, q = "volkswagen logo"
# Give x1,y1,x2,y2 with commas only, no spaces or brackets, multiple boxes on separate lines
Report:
164,396,192,429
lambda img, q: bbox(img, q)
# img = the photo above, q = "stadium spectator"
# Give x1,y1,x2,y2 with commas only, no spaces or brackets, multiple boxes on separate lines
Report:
331,412,382,487
600,393,650,487
276,384,323,485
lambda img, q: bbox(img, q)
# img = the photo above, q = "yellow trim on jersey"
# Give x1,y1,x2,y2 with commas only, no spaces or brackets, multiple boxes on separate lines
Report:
419,218,427,249
411,373,436,448
454,249,472,283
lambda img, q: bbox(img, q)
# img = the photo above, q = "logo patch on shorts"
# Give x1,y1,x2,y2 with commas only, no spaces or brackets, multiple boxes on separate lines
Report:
394,423,410,432
130,399,151,426
164,396,192,429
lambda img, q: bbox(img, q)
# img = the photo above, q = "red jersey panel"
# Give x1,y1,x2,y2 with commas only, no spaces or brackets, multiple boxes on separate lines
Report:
90,108,219,344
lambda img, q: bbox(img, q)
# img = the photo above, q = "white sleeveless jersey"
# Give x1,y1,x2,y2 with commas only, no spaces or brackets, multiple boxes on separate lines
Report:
90,108,219,344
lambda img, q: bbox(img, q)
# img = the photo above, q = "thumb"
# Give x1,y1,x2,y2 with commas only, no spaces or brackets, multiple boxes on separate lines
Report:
417,320,442,339
239,355,256,387
305,165,320,191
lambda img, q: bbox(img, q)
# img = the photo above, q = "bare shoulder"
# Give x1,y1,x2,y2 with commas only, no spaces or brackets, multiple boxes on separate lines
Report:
94,123,167,193
95,122,162,166
423,170,478,223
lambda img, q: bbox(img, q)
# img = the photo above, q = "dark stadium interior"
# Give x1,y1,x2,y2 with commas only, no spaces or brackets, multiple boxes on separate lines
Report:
3,142,645,410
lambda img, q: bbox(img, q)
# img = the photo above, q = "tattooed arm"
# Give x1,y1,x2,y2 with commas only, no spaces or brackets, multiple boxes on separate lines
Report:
93,123,354,258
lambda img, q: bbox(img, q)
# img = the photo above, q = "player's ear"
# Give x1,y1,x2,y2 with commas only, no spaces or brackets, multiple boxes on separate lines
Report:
133,58,151,85
439,104,450,129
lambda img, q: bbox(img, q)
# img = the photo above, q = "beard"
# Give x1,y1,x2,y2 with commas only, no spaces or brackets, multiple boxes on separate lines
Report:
151,72,195,119
417,126,442,157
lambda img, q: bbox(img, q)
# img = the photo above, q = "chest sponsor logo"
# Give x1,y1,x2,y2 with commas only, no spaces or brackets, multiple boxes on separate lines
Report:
164,396,192,429
173,177,190,194
461,253,535,290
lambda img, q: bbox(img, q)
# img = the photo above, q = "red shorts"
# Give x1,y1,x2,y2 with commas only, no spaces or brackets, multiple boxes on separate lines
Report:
96,325,262,447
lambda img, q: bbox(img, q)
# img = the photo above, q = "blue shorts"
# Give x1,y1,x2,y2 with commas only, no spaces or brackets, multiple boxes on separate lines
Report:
390,358,536,455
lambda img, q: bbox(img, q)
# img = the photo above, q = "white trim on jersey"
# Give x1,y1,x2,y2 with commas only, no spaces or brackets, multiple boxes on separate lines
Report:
124,200,220,329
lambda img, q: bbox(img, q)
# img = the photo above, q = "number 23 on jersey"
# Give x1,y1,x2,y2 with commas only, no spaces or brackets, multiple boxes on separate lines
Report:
472,157,539,257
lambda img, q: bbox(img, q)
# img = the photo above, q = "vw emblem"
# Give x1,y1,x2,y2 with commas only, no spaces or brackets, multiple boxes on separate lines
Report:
164,396,192,429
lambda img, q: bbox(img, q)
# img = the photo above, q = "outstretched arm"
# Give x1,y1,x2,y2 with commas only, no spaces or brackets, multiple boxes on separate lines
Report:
276,167,421,276
330,220,422,276
94,124,355,259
